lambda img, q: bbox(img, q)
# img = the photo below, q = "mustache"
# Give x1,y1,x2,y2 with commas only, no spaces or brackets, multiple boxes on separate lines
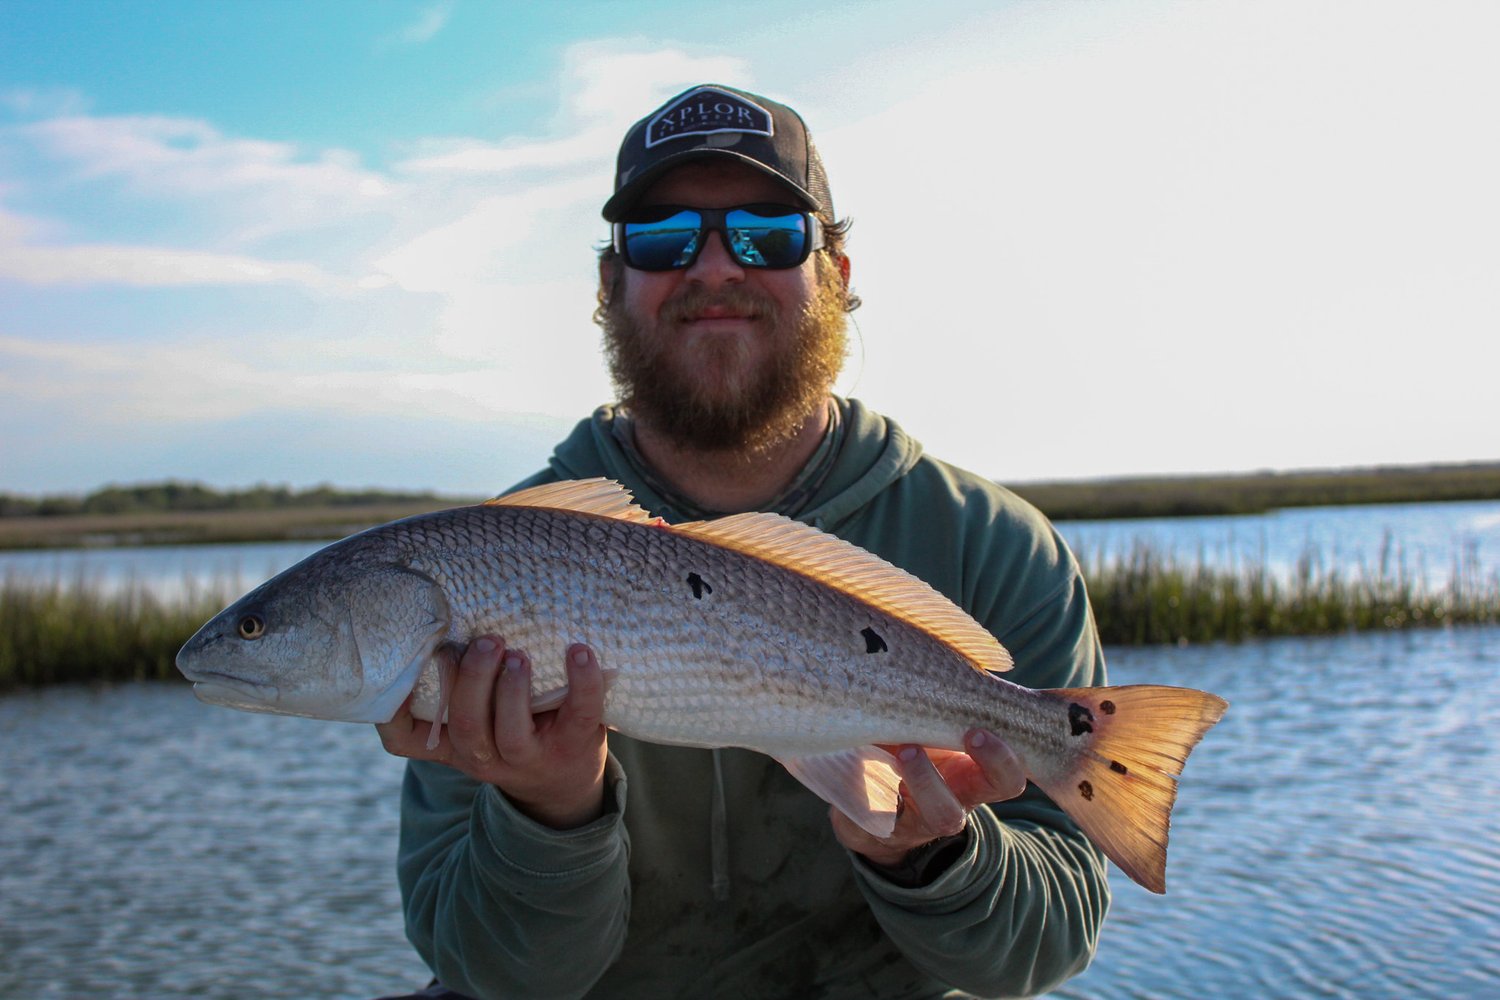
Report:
660,286,779,324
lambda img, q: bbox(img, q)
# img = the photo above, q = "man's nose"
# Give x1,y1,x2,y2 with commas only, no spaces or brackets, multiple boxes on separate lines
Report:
683,229,745,286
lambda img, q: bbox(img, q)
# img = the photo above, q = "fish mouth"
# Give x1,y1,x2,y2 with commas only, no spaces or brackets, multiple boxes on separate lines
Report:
187,672,279,707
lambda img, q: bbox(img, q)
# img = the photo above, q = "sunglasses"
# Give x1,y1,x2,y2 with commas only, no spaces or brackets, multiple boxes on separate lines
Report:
613,203,825,272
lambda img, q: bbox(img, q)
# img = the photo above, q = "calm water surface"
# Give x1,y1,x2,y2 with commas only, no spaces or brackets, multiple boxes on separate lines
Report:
2,499,1497,600
2,626,1496,998
1058,498,1500,588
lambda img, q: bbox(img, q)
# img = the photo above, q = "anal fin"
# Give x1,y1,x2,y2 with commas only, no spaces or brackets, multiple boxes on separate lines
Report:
777,746,903,838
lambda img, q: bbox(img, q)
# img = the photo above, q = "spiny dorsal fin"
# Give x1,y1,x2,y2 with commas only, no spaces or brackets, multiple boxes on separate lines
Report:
674,510,1013,674
485,477,658,524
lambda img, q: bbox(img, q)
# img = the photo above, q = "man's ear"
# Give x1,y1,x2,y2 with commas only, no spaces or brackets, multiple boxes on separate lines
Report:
836,252,851,289
599,256,621,303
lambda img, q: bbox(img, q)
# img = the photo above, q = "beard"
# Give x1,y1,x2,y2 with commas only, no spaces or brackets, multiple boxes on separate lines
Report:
601,258,849,457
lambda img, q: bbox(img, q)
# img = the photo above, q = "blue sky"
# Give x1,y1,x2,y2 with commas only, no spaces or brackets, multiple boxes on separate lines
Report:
2,0,1497,495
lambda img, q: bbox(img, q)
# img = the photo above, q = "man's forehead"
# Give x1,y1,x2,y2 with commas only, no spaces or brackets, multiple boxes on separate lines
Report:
635,159,806,207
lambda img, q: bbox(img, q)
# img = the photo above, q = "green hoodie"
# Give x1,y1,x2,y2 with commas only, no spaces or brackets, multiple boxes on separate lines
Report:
396,399,1110,999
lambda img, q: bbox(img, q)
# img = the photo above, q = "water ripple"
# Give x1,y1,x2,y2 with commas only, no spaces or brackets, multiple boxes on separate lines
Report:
3,626,1498,998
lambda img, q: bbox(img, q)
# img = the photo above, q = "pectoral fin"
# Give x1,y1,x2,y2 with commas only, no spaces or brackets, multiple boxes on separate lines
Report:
777,746,904,838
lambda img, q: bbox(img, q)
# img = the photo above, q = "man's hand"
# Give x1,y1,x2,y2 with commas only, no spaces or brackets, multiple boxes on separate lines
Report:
830,729,1027,869
376,636,609,830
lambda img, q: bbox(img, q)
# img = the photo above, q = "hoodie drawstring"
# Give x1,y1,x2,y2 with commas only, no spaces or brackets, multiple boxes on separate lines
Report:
710,748,731,901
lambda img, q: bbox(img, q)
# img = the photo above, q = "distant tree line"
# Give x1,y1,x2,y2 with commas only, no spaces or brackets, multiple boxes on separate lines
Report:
4,461,1498,523
0,481,462,518
1009,461,1500,521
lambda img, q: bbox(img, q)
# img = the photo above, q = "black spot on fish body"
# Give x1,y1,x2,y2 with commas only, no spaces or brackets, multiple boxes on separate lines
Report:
1110,761,1128,775
1078,780,1094,801
861,627,888,654
1100,700,1116,715
686,572,712,599
1068,702,1095,736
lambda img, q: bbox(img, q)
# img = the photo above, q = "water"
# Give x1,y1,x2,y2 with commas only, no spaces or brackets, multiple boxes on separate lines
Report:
0,687,429,998
1056,498,1500,589
0,539,324,603
3,499,1496,602
3,626,1497,998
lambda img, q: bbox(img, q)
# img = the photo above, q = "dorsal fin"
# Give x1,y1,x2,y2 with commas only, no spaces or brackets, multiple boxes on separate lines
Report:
674,511,1013,674
485,477,657,523
487,478,1012,674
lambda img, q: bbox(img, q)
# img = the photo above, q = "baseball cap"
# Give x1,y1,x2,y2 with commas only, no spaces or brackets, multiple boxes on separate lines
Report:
601,84,833,222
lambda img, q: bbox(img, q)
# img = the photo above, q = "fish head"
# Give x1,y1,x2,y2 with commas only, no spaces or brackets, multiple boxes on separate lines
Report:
176,547,451,724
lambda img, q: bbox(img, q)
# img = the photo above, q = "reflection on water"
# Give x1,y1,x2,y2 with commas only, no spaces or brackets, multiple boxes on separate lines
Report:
2,500,1498,603
1057,499,1500,589
2,627,1498,998
0,539,323,602
0,689,428,998
1053,625,1500,999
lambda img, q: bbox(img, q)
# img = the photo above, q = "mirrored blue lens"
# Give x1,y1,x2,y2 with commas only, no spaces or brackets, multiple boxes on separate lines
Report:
724,208,808,268
621,209,703,270
620,207,811,270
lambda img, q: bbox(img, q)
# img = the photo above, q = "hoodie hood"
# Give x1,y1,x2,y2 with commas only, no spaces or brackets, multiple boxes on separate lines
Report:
531,397,923,533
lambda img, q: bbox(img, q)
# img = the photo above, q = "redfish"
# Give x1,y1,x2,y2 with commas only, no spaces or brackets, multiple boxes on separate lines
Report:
176,478,1226,893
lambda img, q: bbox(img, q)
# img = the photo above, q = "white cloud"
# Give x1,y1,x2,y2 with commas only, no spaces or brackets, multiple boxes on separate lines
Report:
377,2,454,50
398,43,751,177
15,114,394,241
0,241,344,289
0,206,357,290
0,86,90,118
6,12,1496,493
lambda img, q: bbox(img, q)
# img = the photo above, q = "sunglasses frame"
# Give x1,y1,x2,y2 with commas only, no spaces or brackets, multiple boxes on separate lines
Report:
612,203,825,272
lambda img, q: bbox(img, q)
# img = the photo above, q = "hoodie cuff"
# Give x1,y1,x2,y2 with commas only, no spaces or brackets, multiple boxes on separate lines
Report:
851,811,1002,910
471,753,628,882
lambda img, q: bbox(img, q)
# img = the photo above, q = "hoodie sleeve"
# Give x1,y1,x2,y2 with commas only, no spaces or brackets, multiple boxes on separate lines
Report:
396,756,632,999
842,471,1112,997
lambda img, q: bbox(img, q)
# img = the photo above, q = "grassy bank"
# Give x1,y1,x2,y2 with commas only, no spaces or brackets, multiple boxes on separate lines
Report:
1013,461,1500,521
0,579,229,688
0,500,469,551
1083,544,1498,645
3,548,1496,690
3,461,1498,550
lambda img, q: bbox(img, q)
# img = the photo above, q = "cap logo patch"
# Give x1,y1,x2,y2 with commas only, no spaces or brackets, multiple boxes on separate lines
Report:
646,87,773,149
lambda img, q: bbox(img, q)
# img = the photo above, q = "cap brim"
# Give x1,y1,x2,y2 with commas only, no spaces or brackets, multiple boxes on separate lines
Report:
601,148,823,221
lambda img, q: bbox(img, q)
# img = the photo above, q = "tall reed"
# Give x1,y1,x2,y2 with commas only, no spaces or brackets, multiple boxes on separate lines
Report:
2,541,1498,690
0,576,228,689
1081,537,1499,646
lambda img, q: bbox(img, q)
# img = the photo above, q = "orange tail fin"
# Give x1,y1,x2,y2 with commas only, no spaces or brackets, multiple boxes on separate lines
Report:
1032,685,1228,894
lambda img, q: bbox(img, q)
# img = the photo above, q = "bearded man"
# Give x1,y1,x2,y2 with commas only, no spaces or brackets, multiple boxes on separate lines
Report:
376,85,1110,1000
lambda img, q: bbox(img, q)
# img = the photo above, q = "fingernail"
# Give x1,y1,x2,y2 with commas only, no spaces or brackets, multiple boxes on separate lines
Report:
899,746,919,762
503,654,523,672
475,637,496,654
571,647,590,667
968,731,986,748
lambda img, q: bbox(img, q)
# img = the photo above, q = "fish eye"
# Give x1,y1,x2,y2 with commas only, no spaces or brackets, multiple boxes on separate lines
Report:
237,614,266,640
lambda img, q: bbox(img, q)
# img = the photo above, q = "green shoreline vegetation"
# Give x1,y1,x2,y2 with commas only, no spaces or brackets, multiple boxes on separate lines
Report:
2,461,1498,550
2,462,1498,689
3,545,1495,691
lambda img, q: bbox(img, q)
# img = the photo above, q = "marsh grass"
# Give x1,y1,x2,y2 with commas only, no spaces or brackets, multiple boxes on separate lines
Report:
0,575,229,689
2,541,1497,690
1083,537,1499,646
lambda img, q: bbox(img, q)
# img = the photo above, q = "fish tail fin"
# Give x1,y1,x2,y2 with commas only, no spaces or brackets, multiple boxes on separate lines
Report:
1032,684,1228,894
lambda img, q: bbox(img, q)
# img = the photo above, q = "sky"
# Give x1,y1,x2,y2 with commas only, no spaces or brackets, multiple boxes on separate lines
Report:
1,0,1496,497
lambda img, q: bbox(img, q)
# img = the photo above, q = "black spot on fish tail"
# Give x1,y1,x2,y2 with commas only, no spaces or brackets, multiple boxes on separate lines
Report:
1110,760,1128,775
1099,700,1116,714
686,572,712,600
860,627,888,654
1078,780,1094,801
1068,702,1094,736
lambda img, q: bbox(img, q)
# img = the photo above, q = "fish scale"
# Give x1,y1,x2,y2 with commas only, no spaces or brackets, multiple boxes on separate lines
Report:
177,477,1227,893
